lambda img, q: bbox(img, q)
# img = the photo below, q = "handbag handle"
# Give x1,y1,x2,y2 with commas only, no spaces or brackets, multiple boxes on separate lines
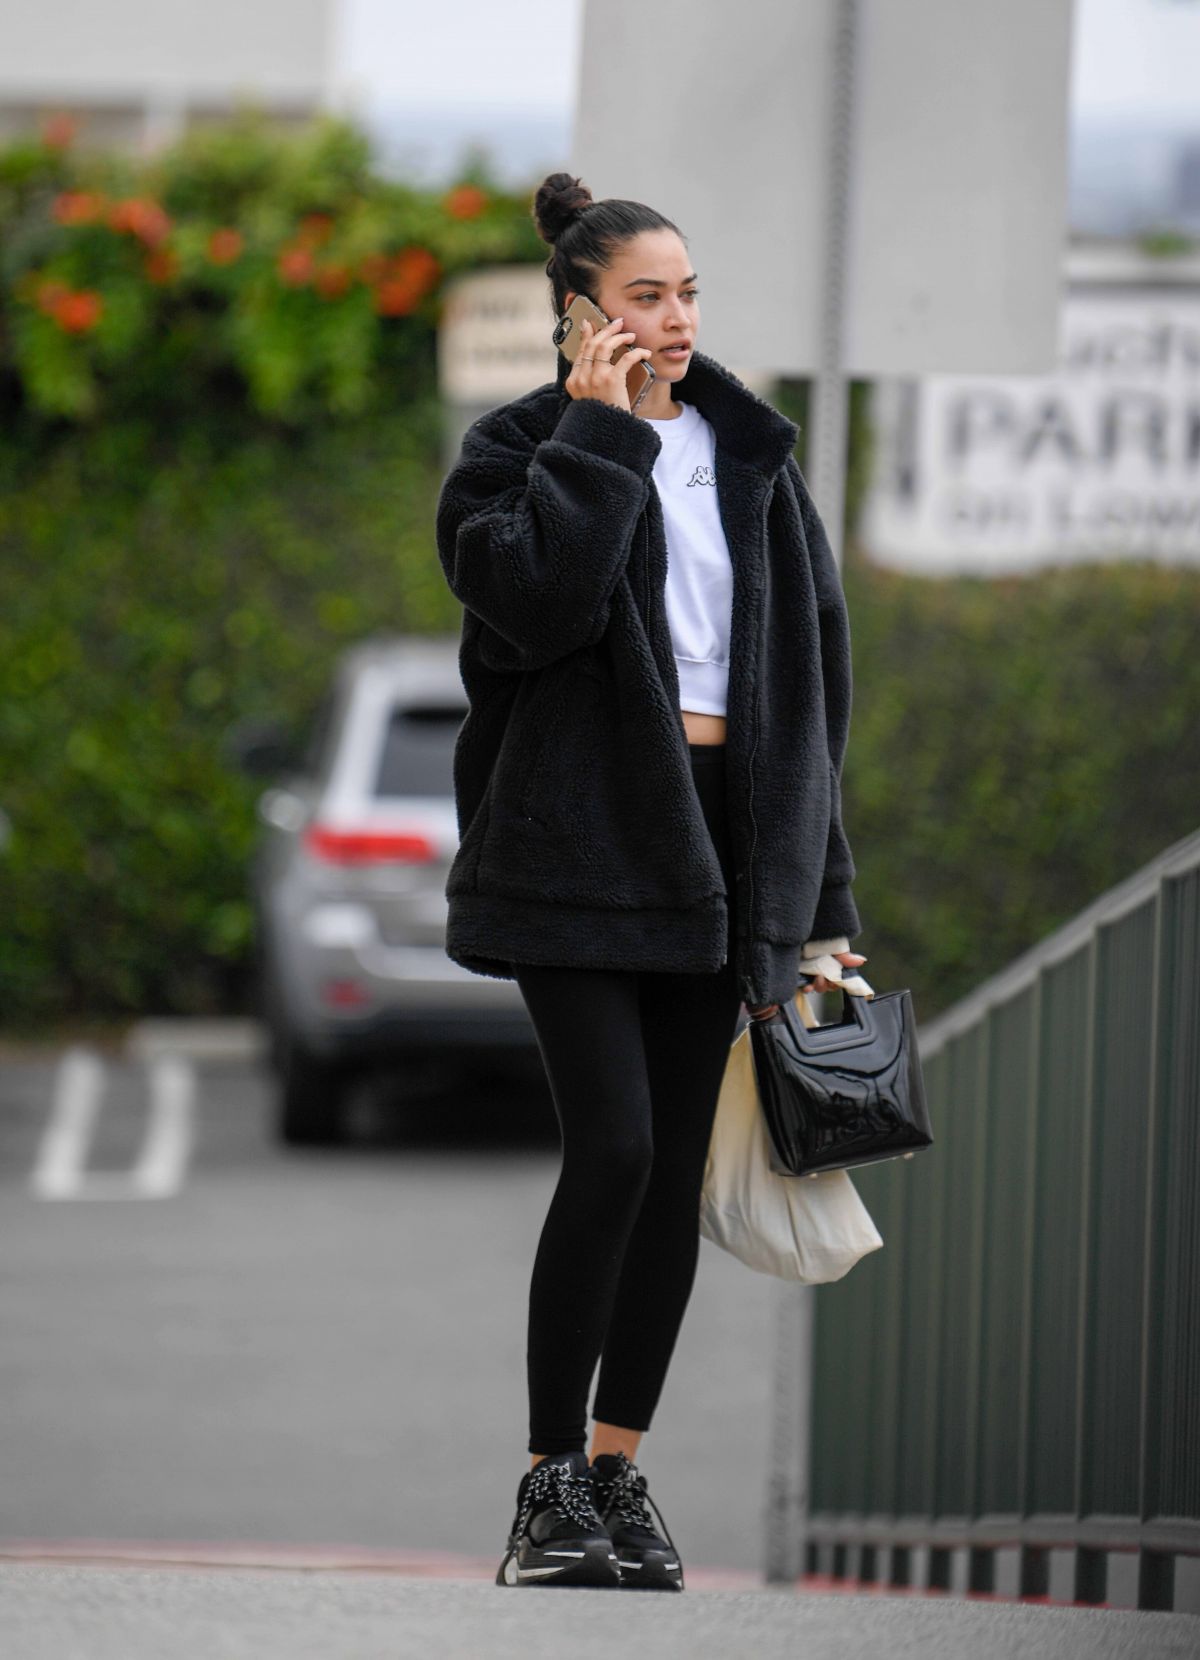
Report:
752,985,870,1036
793,986,819,1029
785,987,877,1052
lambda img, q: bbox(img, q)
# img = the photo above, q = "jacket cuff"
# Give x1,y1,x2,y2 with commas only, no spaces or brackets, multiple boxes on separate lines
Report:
551,396,662,478
743,926,857,1010
743,939,811,1010
808,881,861,942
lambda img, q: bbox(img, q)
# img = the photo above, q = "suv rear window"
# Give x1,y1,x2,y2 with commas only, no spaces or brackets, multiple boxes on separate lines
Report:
374,703,464,798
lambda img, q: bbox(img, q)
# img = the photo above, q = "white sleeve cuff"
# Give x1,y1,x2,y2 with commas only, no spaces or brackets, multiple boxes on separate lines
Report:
801,935,850,960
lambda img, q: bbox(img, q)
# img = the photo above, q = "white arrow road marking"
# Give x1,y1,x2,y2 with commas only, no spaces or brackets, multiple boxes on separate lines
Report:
30,1046,195,1201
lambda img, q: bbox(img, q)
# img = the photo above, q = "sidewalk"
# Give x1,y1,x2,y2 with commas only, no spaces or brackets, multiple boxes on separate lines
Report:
1,1560,1196,1660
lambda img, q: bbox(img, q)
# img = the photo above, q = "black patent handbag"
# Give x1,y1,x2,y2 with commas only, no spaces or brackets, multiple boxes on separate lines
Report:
747,987,933,1178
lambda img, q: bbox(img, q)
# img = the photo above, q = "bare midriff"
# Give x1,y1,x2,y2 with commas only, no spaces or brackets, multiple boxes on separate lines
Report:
681,710,727,745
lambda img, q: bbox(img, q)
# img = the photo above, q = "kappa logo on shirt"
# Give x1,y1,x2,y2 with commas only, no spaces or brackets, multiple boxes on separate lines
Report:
686,465,717,487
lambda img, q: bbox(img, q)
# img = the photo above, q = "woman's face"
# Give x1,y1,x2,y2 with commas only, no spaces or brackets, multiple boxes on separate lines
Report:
564,228,700,384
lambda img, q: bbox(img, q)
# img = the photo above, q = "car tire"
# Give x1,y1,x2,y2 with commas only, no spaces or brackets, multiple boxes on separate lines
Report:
275,1035,351,1147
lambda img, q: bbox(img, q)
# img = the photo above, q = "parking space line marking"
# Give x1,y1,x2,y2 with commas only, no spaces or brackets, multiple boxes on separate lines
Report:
131,1053,194,1198
29,1046,196,1201
30,1047,106,1199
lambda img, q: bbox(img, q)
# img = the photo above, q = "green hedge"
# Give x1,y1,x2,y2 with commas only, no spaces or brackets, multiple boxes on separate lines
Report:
0,405,460,1023
1,119,1196,1033
841,553,1200,1015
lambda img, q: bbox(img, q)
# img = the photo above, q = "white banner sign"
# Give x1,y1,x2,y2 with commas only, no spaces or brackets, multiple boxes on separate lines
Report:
861,285,1200,573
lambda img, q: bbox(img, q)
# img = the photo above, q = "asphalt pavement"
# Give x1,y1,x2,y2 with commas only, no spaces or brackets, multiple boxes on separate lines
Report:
2,1563,1196,1660
0,1025,778,1571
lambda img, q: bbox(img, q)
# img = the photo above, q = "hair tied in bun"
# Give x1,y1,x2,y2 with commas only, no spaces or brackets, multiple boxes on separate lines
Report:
533,172,595,245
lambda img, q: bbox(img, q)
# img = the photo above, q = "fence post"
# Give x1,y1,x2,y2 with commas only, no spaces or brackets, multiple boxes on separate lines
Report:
764,1280,813,1582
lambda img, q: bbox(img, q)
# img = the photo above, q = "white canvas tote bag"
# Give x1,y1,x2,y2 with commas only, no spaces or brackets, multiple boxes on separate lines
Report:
699,1014,884,1282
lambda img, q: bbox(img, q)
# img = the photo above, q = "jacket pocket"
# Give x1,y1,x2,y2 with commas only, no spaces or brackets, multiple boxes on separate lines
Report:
514,659,604,830
493,662,569,822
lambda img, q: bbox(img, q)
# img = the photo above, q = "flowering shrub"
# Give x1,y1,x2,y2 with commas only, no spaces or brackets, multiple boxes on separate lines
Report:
0,113,551,1028
0,113,542,423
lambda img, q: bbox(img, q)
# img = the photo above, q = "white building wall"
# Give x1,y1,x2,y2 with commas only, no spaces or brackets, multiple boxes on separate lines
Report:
0,0,336,146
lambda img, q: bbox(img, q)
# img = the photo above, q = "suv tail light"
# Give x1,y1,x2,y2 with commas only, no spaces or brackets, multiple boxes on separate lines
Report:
302,824,437,865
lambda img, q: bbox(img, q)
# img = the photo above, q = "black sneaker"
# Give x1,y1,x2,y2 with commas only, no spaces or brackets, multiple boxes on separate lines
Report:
496,1449,621,1588
589,1451,685,1591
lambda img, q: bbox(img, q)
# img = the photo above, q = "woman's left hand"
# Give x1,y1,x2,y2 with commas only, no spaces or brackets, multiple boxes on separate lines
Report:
803,949,869,995
746,950,870,1020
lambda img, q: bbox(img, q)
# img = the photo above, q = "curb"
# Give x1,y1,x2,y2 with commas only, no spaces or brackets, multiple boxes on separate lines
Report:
0,1538,763,1590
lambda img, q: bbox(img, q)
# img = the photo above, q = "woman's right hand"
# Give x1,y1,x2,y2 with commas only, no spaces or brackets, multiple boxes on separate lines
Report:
565,316,653,413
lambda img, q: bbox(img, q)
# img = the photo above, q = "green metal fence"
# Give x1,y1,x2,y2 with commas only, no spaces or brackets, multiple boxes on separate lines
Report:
803,826,1200,1611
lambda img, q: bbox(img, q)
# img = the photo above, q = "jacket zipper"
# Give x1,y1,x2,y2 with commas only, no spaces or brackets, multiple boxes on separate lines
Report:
643,509,652,621
740,488,771,1001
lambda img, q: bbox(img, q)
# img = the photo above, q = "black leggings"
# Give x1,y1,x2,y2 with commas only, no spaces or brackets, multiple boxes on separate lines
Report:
512,741,745,1454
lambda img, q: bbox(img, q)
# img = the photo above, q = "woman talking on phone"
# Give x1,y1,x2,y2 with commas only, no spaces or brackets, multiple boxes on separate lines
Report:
435,172,868,1591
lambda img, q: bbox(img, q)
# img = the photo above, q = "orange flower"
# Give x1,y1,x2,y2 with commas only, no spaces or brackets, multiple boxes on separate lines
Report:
370,245,441,316
315,263,352,299
297,213,335,248
277,244,315,286
207,227,244,266
42,113,78,150
373,277,421,317
144,247,179,284
53,290,104,333
392,246,440,286
53,191,105,226
108,196,171,246
443,183,488,220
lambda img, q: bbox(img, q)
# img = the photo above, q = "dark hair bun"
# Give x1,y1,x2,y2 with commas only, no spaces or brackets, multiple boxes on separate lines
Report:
532,172,594,245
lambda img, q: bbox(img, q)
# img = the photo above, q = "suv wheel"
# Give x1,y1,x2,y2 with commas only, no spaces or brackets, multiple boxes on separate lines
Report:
275,1034,351,1147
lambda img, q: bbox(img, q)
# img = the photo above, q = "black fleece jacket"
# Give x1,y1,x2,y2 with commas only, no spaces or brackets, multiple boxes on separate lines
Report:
434,344,862,1010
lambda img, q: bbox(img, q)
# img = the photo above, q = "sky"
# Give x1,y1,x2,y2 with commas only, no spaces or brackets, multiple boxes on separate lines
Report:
1069,0,1200,122
334,0,584,118
333,0,1200,127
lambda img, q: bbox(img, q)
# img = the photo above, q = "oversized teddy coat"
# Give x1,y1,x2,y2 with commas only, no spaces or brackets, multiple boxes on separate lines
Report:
434,343,862,1011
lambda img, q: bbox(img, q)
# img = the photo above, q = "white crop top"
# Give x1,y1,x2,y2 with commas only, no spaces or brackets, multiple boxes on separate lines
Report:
643,400,732,718
644,402,852,969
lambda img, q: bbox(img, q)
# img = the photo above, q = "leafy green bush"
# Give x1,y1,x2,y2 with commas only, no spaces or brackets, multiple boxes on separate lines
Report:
840,554,1200,1016
0,406,457,1023
0,114,534,1027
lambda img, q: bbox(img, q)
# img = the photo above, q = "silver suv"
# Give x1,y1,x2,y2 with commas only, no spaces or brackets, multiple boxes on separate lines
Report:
235,634,534,1144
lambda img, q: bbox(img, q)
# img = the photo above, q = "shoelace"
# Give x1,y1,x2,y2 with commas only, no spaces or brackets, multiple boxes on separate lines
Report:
596,1454,679,1552
514,1459,603,1537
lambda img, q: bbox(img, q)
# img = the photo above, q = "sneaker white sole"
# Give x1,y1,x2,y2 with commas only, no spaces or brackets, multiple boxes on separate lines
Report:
615,1550,685,1590
498,1540,620,1588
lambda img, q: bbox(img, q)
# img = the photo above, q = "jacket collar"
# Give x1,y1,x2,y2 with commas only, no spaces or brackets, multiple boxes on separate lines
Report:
554,344,798,477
